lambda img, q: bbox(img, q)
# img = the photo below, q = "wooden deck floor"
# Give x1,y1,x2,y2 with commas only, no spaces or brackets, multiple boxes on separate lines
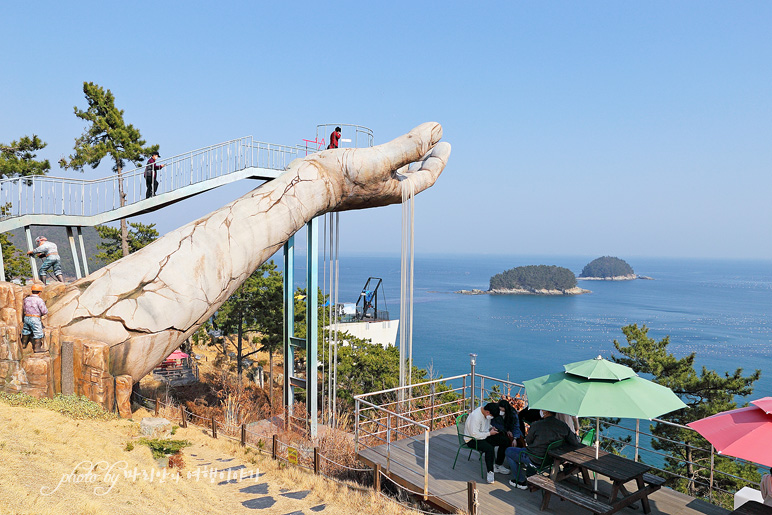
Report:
358,426,730,515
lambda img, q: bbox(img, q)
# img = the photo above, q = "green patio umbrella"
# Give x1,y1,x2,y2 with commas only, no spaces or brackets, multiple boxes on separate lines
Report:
525,365,686,420
562,355,636,382
524,356,687,492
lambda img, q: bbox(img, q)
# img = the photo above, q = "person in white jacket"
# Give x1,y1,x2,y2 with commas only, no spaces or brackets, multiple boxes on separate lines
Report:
464,402,512,483
27,236,63,284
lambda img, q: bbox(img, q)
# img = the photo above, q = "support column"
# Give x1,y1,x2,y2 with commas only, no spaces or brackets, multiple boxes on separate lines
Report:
25,226,38,281
283,236,295,413
307,217,318,439
77,227,89,275
66,227,82,279
0,238,5,282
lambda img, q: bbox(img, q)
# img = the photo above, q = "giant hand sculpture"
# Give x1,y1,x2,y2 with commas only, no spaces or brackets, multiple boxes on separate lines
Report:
45,123,450,381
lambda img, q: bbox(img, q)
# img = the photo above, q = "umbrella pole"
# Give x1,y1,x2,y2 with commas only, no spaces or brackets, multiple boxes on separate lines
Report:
594,417,600,498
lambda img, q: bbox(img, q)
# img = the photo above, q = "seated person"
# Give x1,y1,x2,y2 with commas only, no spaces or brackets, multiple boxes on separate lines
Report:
492,399,524,447
505,409,580,490
762,467,772,506
518,405,542,437
555,412,580,435
464,402,512,483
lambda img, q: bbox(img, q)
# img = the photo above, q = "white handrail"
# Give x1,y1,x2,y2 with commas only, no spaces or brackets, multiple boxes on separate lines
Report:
0,136,316,223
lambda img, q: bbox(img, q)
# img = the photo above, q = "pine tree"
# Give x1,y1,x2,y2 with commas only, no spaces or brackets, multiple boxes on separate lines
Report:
94,222,159,264
61,82,159,258
612,324,761,507
1,135,50,280
0,135,50,179
215,261,285,392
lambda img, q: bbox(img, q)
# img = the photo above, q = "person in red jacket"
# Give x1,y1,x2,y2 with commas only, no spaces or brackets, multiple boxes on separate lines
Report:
327,127,342,149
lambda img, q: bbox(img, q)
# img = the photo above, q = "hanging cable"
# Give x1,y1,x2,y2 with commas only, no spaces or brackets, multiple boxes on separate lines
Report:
332,211,340,428
326,212,336,425
399,173,416,405
321,214,328,421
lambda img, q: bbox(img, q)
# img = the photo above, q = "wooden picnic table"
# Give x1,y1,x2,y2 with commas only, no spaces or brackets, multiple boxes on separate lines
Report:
544,444,664,514
730,501,772,514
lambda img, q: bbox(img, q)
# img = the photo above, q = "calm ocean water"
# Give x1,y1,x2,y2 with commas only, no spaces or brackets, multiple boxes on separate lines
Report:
296,254,772,398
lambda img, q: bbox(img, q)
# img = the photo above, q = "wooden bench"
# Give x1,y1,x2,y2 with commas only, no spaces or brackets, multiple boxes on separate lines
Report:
527,475,615,514
642,473,666,487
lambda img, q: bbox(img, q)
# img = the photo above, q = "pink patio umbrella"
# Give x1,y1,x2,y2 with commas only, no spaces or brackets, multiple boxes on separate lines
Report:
687,397,772,467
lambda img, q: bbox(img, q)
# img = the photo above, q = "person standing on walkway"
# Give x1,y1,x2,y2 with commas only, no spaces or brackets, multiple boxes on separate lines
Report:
27,236,63,284
21,283,48,353
327,127,342,149
464,402,512,483
145,151,164,197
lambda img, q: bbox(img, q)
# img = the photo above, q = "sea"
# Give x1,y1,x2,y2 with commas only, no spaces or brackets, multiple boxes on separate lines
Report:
290,254,772,398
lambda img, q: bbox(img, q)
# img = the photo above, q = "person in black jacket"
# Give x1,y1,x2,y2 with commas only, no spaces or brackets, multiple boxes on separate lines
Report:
492,399,524,446
506,409,580,489
145,152,164,197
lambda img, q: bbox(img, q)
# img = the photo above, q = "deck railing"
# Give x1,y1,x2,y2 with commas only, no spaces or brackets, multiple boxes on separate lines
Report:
354,373,478,498
354,364,766,510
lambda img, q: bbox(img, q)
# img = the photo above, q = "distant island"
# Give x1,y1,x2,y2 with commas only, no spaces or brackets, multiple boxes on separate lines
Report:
578,256,652,281
458,265,589,295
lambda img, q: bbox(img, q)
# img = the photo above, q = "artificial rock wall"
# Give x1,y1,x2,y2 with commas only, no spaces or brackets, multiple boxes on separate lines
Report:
0,282,132,416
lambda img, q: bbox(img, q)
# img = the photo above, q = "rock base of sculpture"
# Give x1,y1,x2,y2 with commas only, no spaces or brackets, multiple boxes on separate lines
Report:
0,282,131,417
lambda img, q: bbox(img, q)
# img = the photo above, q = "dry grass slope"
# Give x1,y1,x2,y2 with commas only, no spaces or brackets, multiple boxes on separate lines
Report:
0,403,428,515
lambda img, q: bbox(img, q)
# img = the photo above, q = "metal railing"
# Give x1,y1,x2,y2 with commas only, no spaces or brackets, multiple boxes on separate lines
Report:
315,124,374,150
338,308,392,323
599,416,764,504
0,136,315,223
354,363,766,510
354,373,476,499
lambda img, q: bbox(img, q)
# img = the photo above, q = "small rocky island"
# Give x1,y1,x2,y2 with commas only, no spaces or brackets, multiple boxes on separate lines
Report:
578,256,652,280
458,265,590,295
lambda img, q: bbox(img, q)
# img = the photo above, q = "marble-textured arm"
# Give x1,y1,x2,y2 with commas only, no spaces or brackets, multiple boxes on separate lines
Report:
45,122,451,380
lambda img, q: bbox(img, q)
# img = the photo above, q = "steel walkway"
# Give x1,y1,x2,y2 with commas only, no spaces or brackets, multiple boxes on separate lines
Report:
0,124,375,281
0,136,303,233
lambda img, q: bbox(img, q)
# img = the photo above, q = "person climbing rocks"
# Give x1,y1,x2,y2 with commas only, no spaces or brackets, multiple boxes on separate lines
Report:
27,236,63,284
21,283,48,353
145,151,164,197
327,127,342,149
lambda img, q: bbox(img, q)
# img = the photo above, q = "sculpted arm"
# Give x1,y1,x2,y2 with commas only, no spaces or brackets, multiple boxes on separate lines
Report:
45,123,450,380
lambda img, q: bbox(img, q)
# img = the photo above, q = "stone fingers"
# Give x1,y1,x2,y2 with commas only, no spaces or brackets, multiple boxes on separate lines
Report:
336,141,451,211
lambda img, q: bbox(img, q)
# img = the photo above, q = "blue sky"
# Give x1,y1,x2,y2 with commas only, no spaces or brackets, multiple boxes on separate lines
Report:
2,1,771,259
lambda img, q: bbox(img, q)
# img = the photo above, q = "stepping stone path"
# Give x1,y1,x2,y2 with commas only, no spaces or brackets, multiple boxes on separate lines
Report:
185,442,327,513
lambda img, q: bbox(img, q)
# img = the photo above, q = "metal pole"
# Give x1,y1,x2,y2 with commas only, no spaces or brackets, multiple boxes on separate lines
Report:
0,239,5,282
283,237,295,413
307,217,318,439
25,226,38,281
66,226,82,279
461,376,466,411
430,382,435,432
424,427,429,499
77,227,89,275
709,444,715,502
469,354,477,410
635,419,640,462
386,414,391,473
355,399,360,454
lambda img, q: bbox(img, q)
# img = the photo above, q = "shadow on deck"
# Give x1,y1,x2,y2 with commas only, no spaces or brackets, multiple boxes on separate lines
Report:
357,426,730,515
